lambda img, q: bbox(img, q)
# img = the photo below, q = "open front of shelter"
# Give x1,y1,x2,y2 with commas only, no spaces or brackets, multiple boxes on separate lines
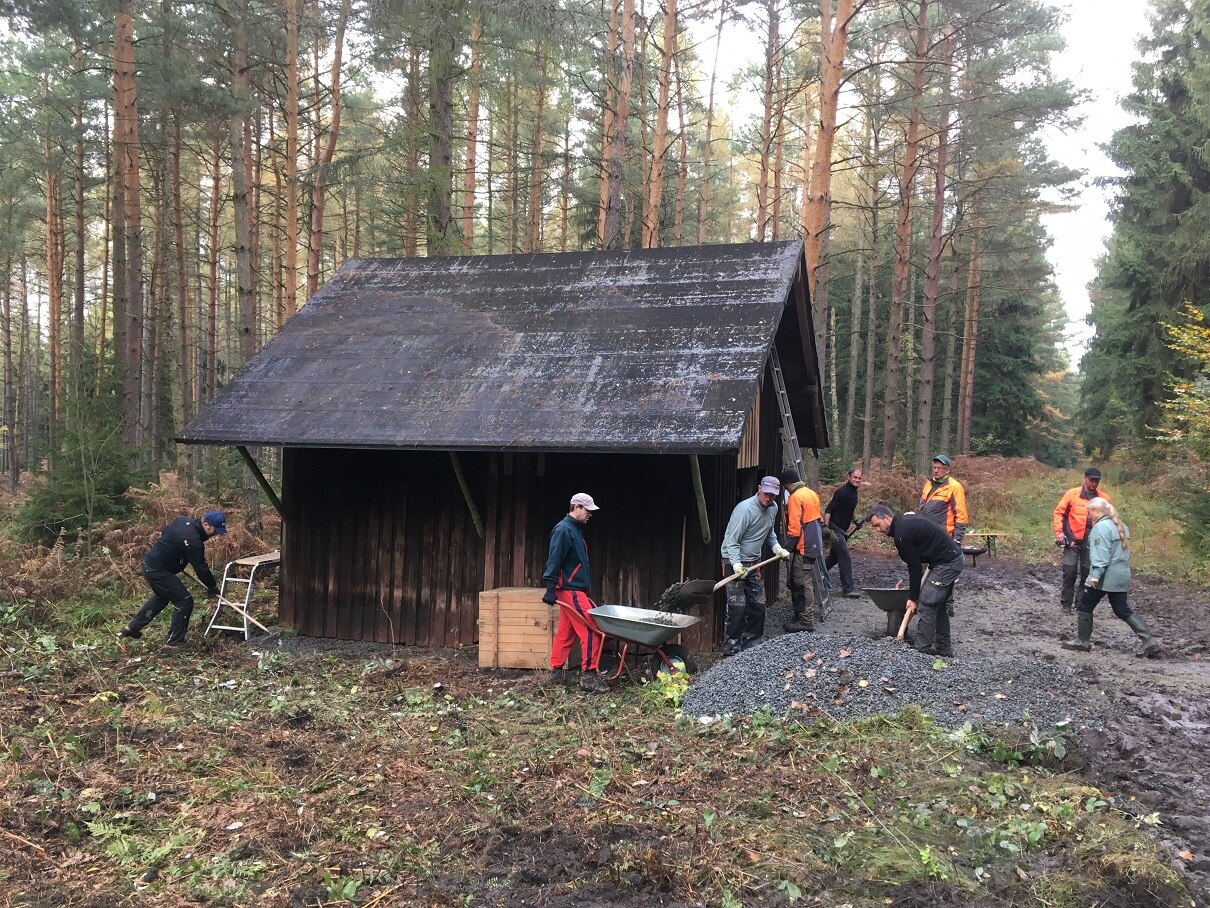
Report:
179,241,828,651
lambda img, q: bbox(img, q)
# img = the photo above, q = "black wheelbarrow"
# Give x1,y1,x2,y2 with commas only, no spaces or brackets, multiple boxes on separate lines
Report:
588,605,700,681
864,588,912,637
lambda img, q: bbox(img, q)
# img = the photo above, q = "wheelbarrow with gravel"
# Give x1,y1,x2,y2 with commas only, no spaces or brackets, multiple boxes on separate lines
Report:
588,605,701,682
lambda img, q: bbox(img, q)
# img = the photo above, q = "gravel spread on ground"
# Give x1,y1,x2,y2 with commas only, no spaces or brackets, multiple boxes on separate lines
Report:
681,631,1096,730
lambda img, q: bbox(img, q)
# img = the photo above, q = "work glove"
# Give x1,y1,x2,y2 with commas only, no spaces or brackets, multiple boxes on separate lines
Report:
732,562,748,579
773,546,791,560
542,586,558,605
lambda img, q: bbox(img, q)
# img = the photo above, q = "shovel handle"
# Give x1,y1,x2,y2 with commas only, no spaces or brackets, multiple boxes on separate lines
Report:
713,553,784,592
895,567,929,641
218,597,274,635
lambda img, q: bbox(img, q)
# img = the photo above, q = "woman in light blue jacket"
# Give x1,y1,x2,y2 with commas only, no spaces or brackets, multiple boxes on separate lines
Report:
1062,498,1160,657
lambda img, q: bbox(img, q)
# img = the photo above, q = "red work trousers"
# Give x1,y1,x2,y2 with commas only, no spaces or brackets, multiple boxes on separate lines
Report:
549,589,604,672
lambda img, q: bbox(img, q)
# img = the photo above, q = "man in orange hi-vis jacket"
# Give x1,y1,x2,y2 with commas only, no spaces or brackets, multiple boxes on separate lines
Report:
1053,468,1111,613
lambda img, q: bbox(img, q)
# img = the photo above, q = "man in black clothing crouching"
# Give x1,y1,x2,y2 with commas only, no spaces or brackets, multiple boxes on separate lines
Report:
867,503,963,656
118,511,228,650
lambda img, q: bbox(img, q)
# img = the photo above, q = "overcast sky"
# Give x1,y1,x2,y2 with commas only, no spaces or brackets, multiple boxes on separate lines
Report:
1040,0,1151,365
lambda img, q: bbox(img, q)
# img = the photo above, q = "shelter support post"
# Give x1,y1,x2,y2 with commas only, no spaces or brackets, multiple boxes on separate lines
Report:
450,451,485,538
235,446,283,518
689,455,711,544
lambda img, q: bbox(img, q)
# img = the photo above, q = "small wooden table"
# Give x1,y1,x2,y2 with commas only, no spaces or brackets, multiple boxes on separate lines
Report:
964,531,1004,559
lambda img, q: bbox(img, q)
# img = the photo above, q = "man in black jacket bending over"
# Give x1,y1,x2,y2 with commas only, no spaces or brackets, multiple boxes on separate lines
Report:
118,511,228,650
867,503,963,656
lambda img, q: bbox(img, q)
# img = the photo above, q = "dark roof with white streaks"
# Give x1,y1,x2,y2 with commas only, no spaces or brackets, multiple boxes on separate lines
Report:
180,241,827,453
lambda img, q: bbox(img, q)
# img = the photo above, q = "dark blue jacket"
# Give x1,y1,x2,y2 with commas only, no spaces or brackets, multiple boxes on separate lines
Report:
143,516,219,594
542,514,591,592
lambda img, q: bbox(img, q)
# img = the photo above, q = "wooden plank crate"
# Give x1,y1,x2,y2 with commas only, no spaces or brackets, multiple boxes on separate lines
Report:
478,587,556,669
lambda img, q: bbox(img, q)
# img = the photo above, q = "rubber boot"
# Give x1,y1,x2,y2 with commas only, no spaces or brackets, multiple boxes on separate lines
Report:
1062,612,1093,652
164,598,194,648
1124,614,1161,658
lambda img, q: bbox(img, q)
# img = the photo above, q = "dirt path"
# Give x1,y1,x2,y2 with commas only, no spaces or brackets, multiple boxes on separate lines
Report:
767,551,1210,902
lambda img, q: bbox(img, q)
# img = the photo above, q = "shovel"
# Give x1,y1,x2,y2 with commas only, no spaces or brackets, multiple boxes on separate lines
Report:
713,553,784,592
895,568,929,642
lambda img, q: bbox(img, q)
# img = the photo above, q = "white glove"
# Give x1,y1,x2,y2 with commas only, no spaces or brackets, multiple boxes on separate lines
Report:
773,545,791,560
732,562,748,578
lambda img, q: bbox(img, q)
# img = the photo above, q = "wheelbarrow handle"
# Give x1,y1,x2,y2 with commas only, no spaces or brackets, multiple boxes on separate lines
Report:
713,554,784,592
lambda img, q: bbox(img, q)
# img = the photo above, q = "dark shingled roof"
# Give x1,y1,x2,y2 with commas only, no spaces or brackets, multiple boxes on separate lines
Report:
180,241,826,453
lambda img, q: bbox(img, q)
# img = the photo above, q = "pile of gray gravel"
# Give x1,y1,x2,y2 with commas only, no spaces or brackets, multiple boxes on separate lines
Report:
681,632,1095,730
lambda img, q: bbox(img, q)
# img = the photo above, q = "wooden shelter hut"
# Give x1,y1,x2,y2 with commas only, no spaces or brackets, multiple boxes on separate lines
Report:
180,241,828,650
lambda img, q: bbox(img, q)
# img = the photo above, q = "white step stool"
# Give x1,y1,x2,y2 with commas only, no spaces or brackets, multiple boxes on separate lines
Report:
205,551,281,639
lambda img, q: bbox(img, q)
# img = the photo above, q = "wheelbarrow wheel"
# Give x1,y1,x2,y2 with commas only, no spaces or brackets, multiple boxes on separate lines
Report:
649,644,697,680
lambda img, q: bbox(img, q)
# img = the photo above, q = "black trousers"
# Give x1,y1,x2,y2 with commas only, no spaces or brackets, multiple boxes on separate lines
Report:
128,568,195,644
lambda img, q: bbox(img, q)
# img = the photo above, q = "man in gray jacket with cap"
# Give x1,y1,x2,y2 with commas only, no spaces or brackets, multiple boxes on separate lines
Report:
719,476,791,656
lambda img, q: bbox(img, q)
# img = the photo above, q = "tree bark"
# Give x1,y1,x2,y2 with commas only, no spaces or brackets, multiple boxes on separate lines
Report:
114,0,145,450
914,28,955,474
284,0,300,317
958,230,981,454
462,9,482,253
756,0,777,242
307,0,351,290
525,46,547,253
880,0,928,469
698,0,727,245
600,0,634,249
425,1,461,255
642,0,676,248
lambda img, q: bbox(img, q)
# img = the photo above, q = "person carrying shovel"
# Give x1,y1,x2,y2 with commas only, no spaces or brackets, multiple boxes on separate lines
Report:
867,503,963,657
719,476,791,656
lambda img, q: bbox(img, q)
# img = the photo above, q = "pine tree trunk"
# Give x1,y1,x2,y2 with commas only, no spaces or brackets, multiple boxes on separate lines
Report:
462,10,482,253
525,48,546,253
642,0,676,248
673,50,687,245
597,0,620,245
284,0,300,317
698,0,726,245
172,114,192,481
425,1,460,256
939,247,959,454
115,0,145,451
97,108,110,398
43,123,63,448
843,247,863,454
958,231,981,453
756,0,777,242
404,48,421,256
915,28,955,474
600,0,634,249
1,255,16,491
72,41,86,392
881,0,928,469
307,0,351,288
206,139,222,404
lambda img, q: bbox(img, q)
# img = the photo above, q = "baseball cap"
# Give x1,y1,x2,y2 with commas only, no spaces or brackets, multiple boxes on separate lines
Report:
777,468,800,488
1084,467,1101,479
932,454,952,466
758,476,781,495
570,493,599,511
203,510,228,535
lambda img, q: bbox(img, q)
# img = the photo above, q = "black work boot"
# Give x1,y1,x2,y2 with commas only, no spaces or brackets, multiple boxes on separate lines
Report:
117,624,142,640
579,671,611,694
722,637,741,657
1062,612,1093,652
783,612,814,633
1124,614,1161,658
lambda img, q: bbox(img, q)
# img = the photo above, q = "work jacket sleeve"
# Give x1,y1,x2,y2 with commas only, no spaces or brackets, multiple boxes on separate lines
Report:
720,508,746,565
951,483,968,543
1052,491,1072,541
542,524,569,587
1086,522,1112,585
895,537,924,600
186,542,218,594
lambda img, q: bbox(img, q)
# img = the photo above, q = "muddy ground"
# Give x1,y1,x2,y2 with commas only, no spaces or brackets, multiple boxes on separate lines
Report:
769,550,1210,903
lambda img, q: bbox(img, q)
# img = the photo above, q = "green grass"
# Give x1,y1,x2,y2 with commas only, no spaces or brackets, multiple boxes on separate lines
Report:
0,596,1190,907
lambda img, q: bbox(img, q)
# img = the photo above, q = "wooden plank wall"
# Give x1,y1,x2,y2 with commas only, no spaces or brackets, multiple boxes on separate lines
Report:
281,448,488,644
280,442,790,650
